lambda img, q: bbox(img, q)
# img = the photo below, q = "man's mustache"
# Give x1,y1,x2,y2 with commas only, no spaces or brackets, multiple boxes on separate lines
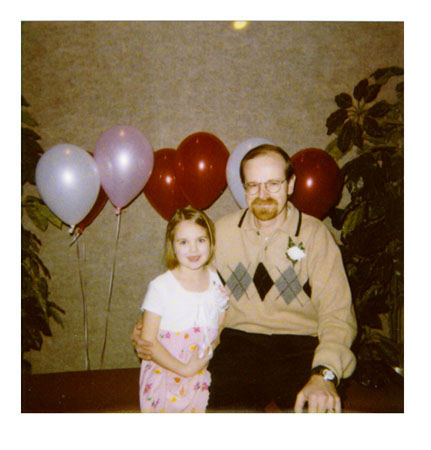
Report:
252,198,278,206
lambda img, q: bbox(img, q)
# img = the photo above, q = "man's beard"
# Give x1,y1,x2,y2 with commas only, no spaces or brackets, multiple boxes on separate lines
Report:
250,197,279,221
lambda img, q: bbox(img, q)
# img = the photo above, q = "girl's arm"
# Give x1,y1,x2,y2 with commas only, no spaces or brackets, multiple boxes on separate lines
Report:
141,310,210,377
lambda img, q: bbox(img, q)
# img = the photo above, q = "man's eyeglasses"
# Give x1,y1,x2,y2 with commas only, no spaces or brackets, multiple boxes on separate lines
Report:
243,179,287,195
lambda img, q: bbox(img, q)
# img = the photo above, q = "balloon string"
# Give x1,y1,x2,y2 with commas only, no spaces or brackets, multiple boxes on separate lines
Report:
100,210,122,368
69,229,82,246
76,241,91,370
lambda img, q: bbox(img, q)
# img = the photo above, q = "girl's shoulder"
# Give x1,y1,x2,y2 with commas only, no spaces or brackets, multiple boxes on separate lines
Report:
148,270,175,290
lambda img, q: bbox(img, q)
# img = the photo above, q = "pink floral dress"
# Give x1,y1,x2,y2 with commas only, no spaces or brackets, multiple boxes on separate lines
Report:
139,270,228,413
139,327,218,412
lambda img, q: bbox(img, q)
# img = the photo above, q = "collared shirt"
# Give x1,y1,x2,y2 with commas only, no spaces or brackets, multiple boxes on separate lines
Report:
214,203,357,379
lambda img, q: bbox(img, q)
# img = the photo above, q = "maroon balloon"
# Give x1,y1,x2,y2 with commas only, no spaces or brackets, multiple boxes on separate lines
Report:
143,148,189,221
76,187,108,234
290,148,341,219
175,132,229,210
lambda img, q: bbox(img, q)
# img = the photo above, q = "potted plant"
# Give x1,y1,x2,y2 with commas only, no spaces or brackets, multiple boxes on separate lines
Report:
325,67,404,387
21,96,65,374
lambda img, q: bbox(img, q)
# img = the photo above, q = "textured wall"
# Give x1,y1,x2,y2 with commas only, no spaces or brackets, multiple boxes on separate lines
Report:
21,21,403,373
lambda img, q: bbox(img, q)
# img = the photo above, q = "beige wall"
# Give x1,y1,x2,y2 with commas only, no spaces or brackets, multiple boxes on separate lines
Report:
21,21,403,373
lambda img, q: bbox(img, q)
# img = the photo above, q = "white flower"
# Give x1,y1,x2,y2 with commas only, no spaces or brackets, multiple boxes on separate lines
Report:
286,237,306,265
287,246,306,261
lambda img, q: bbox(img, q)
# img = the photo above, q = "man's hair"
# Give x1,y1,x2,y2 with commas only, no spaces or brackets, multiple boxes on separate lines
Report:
239,144,295,183
163,206,216,270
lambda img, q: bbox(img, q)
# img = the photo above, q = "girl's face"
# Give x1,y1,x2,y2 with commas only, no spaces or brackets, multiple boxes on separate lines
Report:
173,220,211,271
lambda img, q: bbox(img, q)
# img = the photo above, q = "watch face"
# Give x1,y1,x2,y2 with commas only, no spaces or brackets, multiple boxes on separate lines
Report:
322,369,335,381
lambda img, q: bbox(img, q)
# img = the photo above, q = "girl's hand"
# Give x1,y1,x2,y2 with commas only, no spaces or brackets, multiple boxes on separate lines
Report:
182,347,210,377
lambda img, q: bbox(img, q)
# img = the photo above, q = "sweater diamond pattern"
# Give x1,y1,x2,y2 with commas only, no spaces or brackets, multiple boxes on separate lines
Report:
225,262,305,304
226,262,253,301
253,262,274,301
274,266,303,305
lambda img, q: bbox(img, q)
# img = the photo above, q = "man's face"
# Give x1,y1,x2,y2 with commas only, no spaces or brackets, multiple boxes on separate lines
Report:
243,152,294,222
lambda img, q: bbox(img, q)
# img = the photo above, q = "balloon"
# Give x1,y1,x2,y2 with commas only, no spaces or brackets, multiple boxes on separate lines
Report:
175,132,229,210
226,137,275,208
94,125,154,211
76,187,108,234
35,144,101,227
290,148,341,219
143,148,189,221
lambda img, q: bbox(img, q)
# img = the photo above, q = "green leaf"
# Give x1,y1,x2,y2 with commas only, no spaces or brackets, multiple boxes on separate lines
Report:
35,279,49,315
21,129,44,186
342,202,367,241
352,121,364,149
325,108,348,135
373,334,401,366
325,137,345,161
353,78,368,101
342,153,379,194
335,93,353,108
22,110,38,128
329,207,345,230
371,66,403,85
48,307,65,327
24,204,49,231
22,127,42,142
338,120,356,152
367,193,387,221
21,227,41,252
23,196,63,230
366,100,391,118
364,84,381,103
48,301,66,315
363,116,384,138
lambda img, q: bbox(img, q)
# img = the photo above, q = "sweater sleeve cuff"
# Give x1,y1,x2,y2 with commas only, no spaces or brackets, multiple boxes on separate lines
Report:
312,343,357,382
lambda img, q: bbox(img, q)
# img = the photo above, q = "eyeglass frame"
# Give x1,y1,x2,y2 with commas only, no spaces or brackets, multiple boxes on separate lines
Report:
243,178,287,195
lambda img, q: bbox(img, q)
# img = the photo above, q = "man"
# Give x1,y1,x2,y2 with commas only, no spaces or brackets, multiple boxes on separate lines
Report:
132,144,357,413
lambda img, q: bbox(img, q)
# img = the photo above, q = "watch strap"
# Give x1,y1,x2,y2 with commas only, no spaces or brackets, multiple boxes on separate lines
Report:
311,365,338,386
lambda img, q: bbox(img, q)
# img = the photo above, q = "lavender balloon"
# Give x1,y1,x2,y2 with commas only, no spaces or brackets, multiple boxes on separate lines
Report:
226,137,274,208
35,144,100,228
94,126,154,211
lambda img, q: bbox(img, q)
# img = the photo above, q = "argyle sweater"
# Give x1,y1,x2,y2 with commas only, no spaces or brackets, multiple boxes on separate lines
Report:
214,204,357,380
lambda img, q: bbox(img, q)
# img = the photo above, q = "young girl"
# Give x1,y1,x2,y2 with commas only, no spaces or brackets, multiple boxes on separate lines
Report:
139,206,229,413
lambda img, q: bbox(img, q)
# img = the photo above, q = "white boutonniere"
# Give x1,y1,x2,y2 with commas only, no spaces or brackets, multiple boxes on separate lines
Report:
286,237,306,265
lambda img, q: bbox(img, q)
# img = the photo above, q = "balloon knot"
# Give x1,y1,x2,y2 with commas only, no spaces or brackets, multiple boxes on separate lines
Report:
115,207,122,215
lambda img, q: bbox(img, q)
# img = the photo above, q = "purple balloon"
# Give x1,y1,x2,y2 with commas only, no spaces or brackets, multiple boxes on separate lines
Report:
226,137,274,208
36,143,100,227
94,126,154,210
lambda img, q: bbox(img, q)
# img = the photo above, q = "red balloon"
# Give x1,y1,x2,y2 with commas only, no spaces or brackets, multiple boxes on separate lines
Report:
143,148,189,221
76,187,108,234
290,148,341,219
175,132,229,210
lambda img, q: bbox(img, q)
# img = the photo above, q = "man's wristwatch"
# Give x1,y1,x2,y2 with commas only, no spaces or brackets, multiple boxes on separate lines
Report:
311,366,338,386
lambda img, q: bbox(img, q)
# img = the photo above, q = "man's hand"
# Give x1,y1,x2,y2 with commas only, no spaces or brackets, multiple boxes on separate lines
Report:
131,319,153,360
294,375,341,413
